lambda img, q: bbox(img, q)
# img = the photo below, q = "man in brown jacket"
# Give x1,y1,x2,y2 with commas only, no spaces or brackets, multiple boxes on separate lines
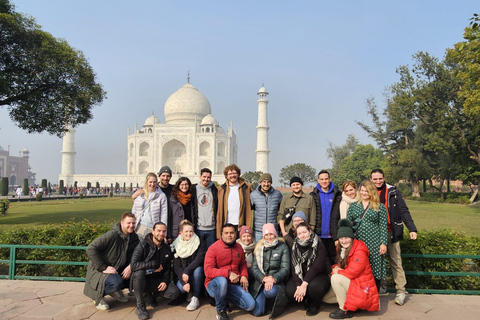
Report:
216,164,252,239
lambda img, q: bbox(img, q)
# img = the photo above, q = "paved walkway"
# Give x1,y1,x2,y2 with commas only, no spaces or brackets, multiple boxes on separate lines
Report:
1,280,479,319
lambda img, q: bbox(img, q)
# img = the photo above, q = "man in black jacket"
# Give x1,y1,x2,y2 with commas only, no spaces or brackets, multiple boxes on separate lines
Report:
131,222,179,319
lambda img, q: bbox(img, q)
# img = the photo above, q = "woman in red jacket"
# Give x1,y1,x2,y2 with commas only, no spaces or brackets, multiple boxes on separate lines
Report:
329,219,379,319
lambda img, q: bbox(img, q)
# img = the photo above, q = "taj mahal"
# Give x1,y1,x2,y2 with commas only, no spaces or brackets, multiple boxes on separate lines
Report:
58,77,270,187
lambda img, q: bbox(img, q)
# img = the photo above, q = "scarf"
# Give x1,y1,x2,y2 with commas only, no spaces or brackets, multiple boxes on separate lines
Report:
177,191,192,205
171,233,200,258
340,192,357,219
291,233,318,281
378,183,387,207
237,238,255,257
254,239,278,275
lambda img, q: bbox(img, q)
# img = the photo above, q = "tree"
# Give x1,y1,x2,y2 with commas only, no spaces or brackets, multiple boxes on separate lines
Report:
326,134,359,172
22,178,28,195
0,0,106,136
41,179,47,188
279,163,316,186
58,180,64,195
241,171,263,190
0,177,8,196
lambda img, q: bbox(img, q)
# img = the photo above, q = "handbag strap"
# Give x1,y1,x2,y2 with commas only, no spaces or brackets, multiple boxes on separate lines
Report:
360,203,369,220
135,194,155,225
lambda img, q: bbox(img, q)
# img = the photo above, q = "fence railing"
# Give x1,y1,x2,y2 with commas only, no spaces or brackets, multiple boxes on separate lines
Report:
1,245,479,294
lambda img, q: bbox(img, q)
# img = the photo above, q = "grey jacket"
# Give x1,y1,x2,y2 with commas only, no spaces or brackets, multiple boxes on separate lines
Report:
251,186,283,233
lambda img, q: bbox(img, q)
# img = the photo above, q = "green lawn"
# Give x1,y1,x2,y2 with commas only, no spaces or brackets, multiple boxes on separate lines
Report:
1,197,480,236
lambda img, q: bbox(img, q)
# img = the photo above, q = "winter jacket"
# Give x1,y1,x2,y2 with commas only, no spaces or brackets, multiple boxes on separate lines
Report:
332,239,379,312
216,178,252,239
168,196,195,239
132,187,168,227
83,222,139,305
251,239,290,319
204,239,249,288
310,185,342,239
131,233,172,285
250,186,283,234
173,240,206,286
191,182,218,230
386,185,417,243
290,237,329,286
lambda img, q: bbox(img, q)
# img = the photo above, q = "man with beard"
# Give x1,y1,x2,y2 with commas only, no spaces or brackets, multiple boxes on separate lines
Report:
250,173,283,241
131,222,179,319
132,166,174,200
84,212,139,311
370,169,417,306
205,224,255,320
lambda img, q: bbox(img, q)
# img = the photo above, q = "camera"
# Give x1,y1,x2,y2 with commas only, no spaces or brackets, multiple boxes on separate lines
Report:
283,207,296,225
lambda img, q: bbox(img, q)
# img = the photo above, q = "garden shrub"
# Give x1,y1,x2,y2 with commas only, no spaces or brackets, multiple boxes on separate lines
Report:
406,192,474,204
387,229,480,291
36,193,42,202
0,199,9,214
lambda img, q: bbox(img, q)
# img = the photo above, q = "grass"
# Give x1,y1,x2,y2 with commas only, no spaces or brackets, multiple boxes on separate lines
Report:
1,197,480,236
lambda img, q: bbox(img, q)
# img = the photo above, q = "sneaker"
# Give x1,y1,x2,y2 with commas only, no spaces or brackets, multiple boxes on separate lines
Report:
94,299,110,311
329,308,354,319
216,309,229,320
186,296,200,311
135,304,149,320
110,290,129,303
306,304,321,316
378,286,389,296
395,293,406,306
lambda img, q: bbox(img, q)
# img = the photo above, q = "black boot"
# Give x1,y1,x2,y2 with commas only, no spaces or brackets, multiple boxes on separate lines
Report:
135,303,149,320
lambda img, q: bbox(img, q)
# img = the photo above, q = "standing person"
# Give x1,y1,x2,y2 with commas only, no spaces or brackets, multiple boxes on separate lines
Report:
130,222,179,320
191,168,218,248
250,173,283,241
132,172,168,239
370,169,418,305
216,164,252,239
346,181,388,291
83,212,140,311
339,180,357,220
311,170,342,266
171,220,206,311
168,177,195,241
277,177,316,237
205,223,255,320
286,222,331,316
328,219,379,319
131,166,174,201
16,186,22,198
251,223,290,318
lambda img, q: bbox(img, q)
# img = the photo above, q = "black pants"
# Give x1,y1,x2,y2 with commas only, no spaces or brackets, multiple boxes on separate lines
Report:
321,238,337,267
286,273,331,307
132,270,179,306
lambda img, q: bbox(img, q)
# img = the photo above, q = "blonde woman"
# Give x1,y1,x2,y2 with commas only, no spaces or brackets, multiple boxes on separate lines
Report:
346,181,387,290
339,180,357,220
132,172,168,238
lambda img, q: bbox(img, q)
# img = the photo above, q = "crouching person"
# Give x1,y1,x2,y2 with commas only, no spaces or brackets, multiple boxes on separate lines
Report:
328,219,379,319
84,212,140,310
131,222,179,320
205,223,255,320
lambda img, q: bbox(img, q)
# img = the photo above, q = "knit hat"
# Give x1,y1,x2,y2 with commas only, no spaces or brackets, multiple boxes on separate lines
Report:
292,211,307,222
337,219,355,239
260,173,272,183
239,225,252,237
290,176,303,186
158,166,172,176
262,223,277,237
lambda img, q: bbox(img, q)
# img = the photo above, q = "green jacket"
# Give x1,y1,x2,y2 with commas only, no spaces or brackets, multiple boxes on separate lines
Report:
83,222,139,304
250,239,290,319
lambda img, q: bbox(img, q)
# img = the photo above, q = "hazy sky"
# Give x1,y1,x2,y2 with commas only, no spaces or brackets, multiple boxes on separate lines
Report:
1,0,476,185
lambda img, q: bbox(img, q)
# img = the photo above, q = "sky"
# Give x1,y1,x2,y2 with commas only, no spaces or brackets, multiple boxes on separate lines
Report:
1,0,477,185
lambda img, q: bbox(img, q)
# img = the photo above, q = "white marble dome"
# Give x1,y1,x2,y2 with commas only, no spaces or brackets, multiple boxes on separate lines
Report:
258,86,268,93
143,114,161,126
201,114,217,126
164,82,212,124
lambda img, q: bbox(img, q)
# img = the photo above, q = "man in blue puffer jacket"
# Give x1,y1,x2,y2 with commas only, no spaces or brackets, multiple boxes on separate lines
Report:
250,173,283,241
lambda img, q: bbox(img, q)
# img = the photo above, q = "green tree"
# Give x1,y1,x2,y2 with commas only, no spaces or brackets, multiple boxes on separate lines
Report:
279,163,316,186
0,177,8,196
22,178,28,195
327,134,360,179
241,171,263,190
58,180,64,195
0,0,106,136
41,179,47,188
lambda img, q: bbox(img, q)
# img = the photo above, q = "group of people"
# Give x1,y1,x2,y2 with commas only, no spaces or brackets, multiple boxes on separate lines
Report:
83,165,417,320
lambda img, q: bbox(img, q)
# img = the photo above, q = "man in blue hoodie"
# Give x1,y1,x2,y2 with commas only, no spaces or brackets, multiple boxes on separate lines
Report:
310,170,342,265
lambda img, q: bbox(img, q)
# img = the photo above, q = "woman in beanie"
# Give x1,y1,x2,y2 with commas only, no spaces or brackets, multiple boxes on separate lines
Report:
168,177,195,241
250,223,290,318
286,222,330,316
237,226,255,268
132,172,168,239
328,219,379,319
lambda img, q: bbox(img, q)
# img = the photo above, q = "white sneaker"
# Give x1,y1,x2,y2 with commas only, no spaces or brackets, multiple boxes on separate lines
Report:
186,296,200,311
395,293,406,306
95,299,110,310
110,290,129,303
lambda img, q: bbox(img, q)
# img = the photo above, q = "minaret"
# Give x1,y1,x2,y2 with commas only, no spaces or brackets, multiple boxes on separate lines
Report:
256,85,270,173
60,126,76,186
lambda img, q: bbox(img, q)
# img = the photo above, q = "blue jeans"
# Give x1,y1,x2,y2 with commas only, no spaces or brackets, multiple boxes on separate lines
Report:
104,274,127,295
196,229,216,248
206,277,255,312
253,284,278,316
176,267,205,298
